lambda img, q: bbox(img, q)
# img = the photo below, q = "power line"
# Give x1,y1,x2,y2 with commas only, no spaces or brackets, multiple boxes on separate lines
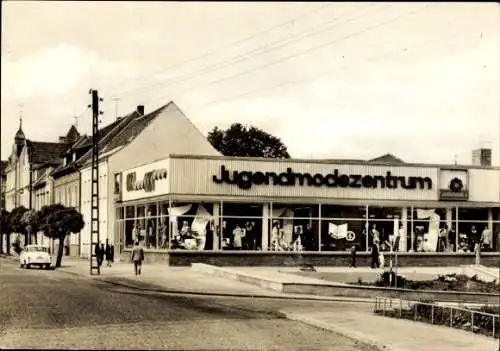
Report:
170,3,430,99
112,3,386,99
180,22,484,111
139,3,436,107
100,3,332,93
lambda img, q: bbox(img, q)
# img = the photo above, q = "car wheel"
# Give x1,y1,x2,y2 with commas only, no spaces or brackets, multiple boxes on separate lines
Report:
45,264,50,270
26,263,30,269
20,262,24,268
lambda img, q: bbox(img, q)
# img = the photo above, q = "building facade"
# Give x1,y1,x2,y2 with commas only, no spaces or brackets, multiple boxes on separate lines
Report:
4,121,79,250
0,160,7,211
113,155,500,263
79,102,221,257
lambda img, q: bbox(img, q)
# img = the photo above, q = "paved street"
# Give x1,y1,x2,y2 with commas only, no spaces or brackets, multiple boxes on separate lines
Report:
0,259,376,350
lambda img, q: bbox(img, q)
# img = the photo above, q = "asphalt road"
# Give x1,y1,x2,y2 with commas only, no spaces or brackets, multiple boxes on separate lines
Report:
0,259,376,350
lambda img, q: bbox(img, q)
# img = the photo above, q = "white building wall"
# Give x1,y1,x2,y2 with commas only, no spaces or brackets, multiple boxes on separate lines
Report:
80,161,109,258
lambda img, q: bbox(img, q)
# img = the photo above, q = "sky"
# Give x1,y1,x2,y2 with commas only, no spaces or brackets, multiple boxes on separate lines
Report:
1,2,499,165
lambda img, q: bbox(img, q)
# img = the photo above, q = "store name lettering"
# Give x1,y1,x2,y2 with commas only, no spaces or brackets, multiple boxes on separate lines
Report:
126,168,168,192
212,166,433,191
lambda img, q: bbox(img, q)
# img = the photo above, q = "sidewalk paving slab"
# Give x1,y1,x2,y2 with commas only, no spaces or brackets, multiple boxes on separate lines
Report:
283,309,499,351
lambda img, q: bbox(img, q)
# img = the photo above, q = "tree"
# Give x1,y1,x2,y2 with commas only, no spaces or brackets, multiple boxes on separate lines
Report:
38,204,84,268
0,210,13,255
207,123,291,158
9,206,29,247
20,209,40,245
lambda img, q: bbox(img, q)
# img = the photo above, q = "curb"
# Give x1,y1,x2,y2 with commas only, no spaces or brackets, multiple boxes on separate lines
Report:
54,266,373,303
283,311,395,351
96,277,374,302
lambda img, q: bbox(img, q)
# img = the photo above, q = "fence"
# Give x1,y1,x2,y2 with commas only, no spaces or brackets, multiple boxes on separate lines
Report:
374,296,499,339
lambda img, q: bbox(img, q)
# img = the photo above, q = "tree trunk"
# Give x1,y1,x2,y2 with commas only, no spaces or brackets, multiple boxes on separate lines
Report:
55,236,65,268
24,233,28,246
0,233,3,254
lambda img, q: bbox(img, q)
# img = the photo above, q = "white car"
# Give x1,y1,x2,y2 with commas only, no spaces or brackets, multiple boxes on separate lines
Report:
20,245,52,269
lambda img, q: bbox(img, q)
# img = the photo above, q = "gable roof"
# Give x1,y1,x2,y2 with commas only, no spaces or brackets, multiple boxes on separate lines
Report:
27,141,68,165
99,105,167,155
77,109,144,167
51,111,144,177
368,153,405,164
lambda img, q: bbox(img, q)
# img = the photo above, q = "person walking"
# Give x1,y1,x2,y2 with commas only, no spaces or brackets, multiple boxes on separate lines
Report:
370,240,380,269
99,243,105,268
105,239,113,267
350,243,357,268
131,241,144,275
95,242,104,268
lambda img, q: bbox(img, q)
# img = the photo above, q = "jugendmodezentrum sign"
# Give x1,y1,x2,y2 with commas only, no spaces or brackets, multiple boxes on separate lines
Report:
212,165,433,191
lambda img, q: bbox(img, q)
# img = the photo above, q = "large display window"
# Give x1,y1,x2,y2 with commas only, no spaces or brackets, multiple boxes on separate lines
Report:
117,200,500,254
269,203,319,252
222,203,262,250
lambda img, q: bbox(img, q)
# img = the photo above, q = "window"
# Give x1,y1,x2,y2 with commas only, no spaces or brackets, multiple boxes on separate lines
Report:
268,203,319,252
222,203,262,251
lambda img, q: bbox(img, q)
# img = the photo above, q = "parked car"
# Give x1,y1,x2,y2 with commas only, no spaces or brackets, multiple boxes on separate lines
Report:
19,245,52,269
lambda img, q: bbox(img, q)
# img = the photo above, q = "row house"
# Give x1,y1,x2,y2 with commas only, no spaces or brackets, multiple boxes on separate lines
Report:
51,105,145,256
0,161,7,211
3,121,79,250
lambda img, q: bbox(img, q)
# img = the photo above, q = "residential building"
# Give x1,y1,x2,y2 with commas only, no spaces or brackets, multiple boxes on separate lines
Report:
1,160,7,211
51,109,141,256
4,120,79,246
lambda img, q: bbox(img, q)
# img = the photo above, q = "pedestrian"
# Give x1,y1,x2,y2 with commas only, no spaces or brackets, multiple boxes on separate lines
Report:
99,243,105,267
350,243,357,268
94,242,102,267
131,241,144,275
105,239,113,267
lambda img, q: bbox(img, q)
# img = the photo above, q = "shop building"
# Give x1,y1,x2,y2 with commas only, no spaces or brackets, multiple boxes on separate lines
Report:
114,154,500,266
79,101,221,257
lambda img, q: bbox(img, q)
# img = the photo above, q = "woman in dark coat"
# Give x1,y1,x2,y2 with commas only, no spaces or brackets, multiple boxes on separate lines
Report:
105,240,114,267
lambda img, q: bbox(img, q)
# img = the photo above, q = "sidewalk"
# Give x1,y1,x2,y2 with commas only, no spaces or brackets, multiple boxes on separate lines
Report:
283,309,499,351
56,257,373,303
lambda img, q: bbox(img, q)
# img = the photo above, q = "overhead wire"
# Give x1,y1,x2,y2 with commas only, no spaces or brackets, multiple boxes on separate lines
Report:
180,21,486,111
111,3,387,98
138,3,435,107
100,3,333,93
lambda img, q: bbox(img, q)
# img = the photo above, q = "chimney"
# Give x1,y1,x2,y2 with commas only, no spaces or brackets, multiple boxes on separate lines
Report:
59,136,67,144
472,148,492,166
137,105,145,116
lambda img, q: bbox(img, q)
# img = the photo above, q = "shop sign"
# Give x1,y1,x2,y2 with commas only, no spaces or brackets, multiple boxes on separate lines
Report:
439,177,469,201
126,168,168,193
212,165,433,191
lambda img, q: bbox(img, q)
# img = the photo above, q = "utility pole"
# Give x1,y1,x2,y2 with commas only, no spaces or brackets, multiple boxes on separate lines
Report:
89,89,103,276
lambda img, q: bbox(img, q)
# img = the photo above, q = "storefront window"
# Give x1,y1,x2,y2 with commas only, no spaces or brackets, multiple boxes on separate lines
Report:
170,202,217,251
320,219,365,252
456,207,488,253
222,203,262,251
124,219,135,248
159,201,170,249
268,204,319,252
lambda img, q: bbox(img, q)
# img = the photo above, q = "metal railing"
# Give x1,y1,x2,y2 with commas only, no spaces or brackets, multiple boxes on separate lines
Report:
374,296,499,339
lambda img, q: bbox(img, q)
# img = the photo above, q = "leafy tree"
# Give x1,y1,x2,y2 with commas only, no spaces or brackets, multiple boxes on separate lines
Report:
207,123,291,158
9,206,28,247
20,209,40,245
38,204,84,268
0,210,13,255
